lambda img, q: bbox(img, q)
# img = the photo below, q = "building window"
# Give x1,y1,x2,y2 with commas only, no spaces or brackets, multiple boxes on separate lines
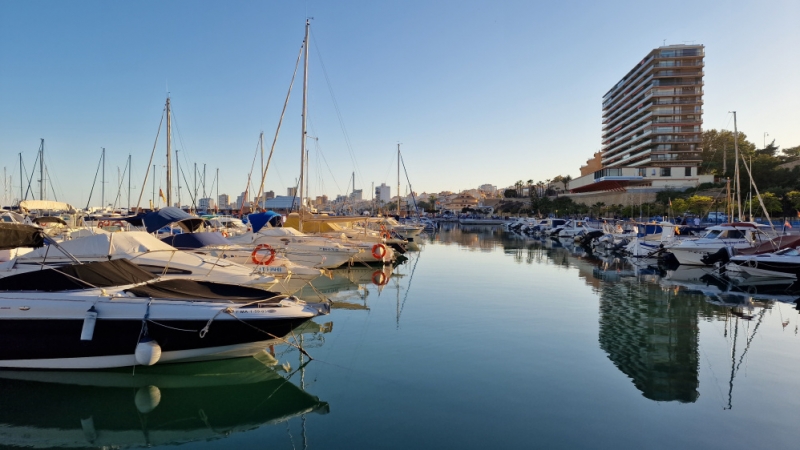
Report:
661,167,671,177
685,167,691,177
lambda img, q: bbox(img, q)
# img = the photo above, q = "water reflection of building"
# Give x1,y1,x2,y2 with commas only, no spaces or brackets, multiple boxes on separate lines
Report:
598,280,702,403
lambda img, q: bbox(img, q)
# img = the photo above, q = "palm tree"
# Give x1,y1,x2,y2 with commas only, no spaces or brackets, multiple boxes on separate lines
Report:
562,175,572,192
526,179,533,198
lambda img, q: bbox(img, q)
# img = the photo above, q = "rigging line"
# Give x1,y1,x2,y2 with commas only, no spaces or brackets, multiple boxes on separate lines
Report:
307,118,343,197
23,151,39,201
309,29,366,191
238,135,263,216
111,158,130,210
135,109,165,211
45,167,58,202
399,152,420,216
315,142,344,195
257,41,304,202
178,162,197,209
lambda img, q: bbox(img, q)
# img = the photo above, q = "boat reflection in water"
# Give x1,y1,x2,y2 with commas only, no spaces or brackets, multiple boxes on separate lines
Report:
0,355,328,448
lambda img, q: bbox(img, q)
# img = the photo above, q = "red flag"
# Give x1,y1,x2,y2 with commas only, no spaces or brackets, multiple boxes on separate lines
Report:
785,220,793,229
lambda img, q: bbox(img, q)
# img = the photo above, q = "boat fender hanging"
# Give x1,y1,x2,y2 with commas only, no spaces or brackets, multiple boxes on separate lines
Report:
80,306,98,341
134,385,162,414
135,337,162,366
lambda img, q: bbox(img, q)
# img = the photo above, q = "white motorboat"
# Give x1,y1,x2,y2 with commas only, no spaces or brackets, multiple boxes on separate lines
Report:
1,231,280,291
664,223,773,266
0,223,327,369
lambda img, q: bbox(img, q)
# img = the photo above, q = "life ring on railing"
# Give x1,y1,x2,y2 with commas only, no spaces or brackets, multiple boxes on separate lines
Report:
112,221,125,228
371,270,389,286
221,230,229,238
381,230,391,240
251,244,276,265
747,258,758,269
98,220,110,228
371,243,387,260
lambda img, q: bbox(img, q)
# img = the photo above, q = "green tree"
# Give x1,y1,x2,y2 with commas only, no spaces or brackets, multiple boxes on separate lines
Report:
504,189,518,198
701,129,757,176
686,195,715,215
787,191,800,211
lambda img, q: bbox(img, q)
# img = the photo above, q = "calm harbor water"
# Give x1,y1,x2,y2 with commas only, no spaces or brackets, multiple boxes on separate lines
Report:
3,223,800,449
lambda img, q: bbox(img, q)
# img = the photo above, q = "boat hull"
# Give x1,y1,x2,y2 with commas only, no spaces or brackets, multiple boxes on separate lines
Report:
0,316,311,369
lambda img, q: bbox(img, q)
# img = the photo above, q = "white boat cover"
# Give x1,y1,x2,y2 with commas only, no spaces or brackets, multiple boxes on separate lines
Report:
22,231,175,259
19,200,75,212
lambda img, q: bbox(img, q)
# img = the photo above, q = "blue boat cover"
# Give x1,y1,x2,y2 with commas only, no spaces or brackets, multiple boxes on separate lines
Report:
248,211,283,233
160,231,230,249
142,207,204,234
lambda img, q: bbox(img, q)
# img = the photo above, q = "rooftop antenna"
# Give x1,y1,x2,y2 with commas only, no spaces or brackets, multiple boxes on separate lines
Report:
662,39,666,46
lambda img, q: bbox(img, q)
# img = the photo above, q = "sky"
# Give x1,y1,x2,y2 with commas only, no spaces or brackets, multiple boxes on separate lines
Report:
1,0,798,209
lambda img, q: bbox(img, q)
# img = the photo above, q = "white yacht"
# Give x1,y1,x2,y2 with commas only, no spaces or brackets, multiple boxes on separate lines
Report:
664,223,773,266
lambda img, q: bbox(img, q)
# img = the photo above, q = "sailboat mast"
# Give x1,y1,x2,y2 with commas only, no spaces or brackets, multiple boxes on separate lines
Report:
299,19,310,231
176,149,181,208
128,154,131,212
732,111,741,221
101,147,105,209
39,139,45,201
19,153,22,203
397,144,401,218
166,97,172,207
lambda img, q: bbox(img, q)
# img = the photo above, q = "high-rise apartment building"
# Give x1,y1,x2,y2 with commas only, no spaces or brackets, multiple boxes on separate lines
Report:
601,44,704,170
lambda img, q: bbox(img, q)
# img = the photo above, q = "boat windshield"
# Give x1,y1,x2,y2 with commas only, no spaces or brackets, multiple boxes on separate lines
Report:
776,247,800,257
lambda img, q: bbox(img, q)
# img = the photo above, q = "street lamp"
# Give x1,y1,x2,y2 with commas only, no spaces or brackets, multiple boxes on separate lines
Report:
764,132,769,150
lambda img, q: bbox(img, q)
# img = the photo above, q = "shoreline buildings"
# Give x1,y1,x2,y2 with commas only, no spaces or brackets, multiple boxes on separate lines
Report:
569,44,713,196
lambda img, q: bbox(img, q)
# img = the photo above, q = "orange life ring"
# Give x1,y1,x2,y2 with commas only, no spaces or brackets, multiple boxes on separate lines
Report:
371,243,387,260
371,270,388,286
221,230,229,238
98,220,110,228
112,221,125,228
251,243,276,265
381,230,391,240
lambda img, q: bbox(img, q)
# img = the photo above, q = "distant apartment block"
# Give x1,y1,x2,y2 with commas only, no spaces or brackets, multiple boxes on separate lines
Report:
198,197,216,211
375,183,391,204
602,44,704,169
218,194,230,209
479,184,497,195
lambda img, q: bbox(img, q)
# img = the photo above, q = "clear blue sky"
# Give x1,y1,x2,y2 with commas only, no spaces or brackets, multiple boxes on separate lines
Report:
1,0,798,208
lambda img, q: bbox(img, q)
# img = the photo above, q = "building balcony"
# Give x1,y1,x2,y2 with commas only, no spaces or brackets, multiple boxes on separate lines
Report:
654,70,704,78
653,136,701,143
652,79,703,87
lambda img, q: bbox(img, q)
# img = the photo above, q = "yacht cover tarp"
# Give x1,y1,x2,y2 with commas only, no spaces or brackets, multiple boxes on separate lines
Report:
0,223,45,251
248,211,283,233
21,231,176,259
125,279,279,301
143,207,204,234
18,200,75,213
161,232,230,249
0,259,155,291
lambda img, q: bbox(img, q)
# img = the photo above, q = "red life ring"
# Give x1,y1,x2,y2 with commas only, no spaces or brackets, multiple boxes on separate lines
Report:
112,221,125,228
251,243,276,265
221,230,229,238
371,270,388,286
371,243,387,260
98,220,110,228
381,230,391,240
